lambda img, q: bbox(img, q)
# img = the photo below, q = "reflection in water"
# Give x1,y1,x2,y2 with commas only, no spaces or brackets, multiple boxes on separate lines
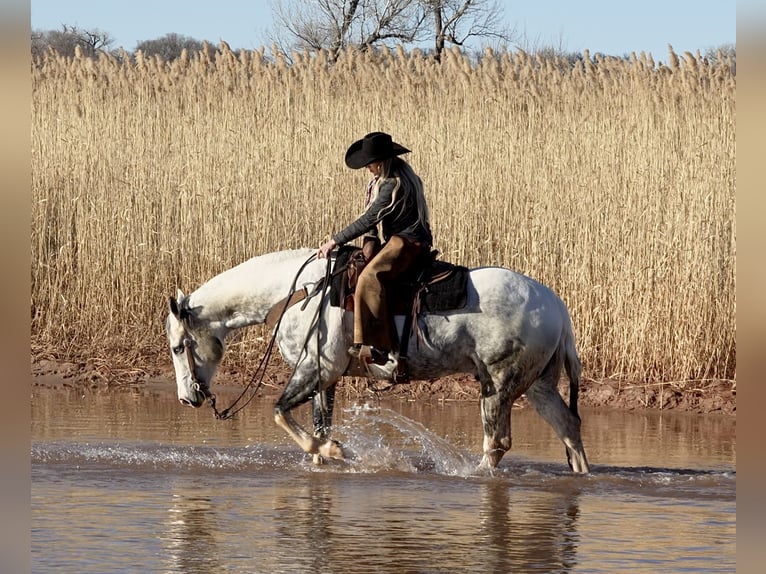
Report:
162,482,223,574
273,475,338,573
478,479,581,572
267,471,586,573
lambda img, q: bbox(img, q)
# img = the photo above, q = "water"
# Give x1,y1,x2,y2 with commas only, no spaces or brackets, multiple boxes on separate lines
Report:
32,385,736,573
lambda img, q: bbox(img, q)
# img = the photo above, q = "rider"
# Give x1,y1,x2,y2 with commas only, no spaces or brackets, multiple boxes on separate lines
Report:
317,132,433,365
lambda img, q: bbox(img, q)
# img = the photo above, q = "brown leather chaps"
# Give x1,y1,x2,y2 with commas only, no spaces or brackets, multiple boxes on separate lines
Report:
353,235,428,350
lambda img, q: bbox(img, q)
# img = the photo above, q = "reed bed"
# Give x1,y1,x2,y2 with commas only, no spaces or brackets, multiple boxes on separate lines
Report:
31,45,736,387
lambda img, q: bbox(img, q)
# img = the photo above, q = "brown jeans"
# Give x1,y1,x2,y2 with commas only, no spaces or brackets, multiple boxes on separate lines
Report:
353,235,428,350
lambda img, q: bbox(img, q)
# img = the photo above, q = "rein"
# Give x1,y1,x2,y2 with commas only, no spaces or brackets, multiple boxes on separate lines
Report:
204,253,332,420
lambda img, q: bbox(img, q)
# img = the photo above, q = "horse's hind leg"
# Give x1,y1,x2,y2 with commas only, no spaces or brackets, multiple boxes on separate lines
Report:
476,363,514,469
525,373,590,474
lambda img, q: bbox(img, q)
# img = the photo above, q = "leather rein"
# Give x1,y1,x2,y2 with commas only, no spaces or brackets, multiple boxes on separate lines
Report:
183,253,331,420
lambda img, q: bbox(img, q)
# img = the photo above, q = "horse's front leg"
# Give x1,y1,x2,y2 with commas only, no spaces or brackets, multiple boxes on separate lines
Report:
274,375,346,463
274,408,345,461
311,386,337,465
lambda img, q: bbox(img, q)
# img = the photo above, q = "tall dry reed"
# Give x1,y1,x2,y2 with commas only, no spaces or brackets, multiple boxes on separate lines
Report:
31,45,736,386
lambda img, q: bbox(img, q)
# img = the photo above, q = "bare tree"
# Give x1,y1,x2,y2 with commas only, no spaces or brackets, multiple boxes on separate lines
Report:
270,0,359,59
77,26,114,54
270,0,427,61
31,30,48,60
425,0,514,61
269,0,512,62
31,25,113,59
704,43,736,75
135,33,205,61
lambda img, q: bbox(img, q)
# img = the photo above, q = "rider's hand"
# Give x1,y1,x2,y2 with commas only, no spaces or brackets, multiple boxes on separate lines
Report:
317,239,337,259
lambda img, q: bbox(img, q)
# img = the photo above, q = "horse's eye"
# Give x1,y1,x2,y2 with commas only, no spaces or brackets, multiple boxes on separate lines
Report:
172,344,184,355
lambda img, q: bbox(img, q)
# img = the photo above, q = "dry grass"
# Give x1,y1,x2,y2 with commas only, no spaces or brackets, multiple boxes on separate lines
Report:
31,45,735,386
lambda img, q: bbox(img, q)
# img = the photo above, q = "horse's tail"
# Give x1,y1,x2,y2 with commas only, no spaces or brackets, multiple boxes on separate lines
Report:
562,312,582,421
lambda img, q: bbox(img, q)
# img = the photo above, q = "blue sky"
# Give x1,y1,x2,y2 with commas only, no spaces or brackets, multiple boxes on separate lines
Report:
31,0,736,63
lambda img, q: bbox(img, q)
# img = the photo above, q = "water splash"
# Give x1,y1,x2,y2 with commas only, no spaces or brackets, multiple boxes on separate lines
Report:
336,403,478,476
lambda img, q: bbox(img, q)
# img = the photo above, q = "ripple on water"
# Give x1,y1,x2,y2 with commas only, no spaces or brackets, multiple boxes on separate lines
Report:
31,441,307,472
32,392,735,574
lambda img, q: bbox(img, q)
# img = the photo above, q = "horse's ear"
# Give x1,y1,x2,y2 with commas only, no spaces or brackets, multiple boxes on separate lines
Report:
169,289,186,319
168,296,181,319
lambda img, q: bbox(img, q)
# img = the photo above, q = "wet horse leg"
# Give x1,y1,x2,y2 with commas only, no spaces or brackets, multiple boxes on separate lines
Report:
274,408,344,460
274,373,345,462
476,362,515,469
310,386,337,465
312,386,336,440
525,369,590,474
479,392,512,468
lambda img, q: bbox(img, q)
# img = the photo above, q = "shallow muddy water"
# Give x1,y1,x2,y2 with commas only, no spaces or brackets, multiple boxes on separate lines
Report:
32,385,735,573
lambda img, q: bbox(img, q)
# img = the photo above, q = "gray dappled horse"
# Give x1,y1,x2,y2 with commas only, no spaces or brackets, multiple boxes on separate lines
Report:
166,248,590,473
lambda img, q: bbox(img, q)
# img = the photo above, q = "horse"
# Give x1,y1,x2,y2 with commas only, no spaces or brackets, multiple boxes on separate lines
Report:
165,247,590,473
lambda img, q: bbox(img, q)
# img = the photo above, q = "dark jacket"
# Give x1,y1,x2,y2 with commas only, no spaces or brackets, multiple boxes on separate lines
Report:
333,176,432,247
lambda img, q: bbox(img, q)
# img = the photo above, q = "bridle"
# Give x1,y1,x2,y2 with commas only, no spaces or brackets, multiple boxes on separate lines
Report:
181,331,219,414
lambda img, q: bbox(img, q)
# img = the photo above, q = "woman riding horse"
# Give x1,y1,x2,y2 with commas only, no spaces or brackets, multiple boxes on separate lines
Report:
317,132,433,366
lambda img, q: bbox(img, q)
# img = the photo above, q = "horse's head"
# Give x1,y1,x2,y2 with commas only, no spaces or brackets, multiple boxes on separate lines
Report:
166,289,225,408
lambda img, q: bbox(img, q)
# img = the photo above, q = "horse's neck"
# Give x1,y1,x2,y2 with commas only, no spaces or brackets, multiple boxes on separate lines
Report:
189,249,318,330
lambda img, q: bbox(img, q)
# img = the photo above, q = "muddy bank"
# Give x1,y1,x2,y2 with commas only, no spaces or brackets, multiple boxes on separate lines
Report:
31,358,736,416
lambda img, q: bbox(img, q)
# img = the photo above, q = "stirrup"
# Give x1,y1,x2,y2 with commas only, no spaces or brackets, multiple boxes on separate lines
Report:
348,344,390,366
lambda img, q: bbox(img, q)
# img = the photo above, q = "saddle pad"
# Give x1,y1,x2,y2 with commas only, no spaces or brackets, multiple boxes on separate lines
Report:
419,265,470,312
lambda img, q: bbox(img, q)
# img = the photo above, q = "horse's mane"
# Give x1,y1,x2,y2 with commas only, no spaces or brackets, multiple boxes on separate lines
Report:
192,248,317,301
248,247,315,265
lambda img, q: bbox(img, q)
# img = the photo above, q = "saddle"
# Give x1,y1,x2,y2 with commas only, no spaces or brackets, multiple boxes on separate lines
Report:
329,243,469,383
329,244,469,316
265,243,469,384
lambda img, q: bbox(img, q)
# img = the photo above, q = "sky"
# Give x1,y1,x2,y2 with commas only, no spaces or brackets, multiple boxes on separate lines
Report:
30,0,736,63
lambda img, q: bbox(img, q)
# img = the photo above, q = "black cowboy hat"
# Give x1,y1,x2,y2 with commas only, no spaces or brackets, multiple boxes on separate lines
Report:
344,132,411,169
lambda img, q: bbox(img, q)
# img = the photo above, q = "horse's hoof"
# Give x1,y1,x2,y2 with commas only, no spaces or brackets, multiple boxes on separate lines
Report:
318,439,346,460
312,453,325,465
476,458,497,476
566,446,590,474
480,449,504,469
